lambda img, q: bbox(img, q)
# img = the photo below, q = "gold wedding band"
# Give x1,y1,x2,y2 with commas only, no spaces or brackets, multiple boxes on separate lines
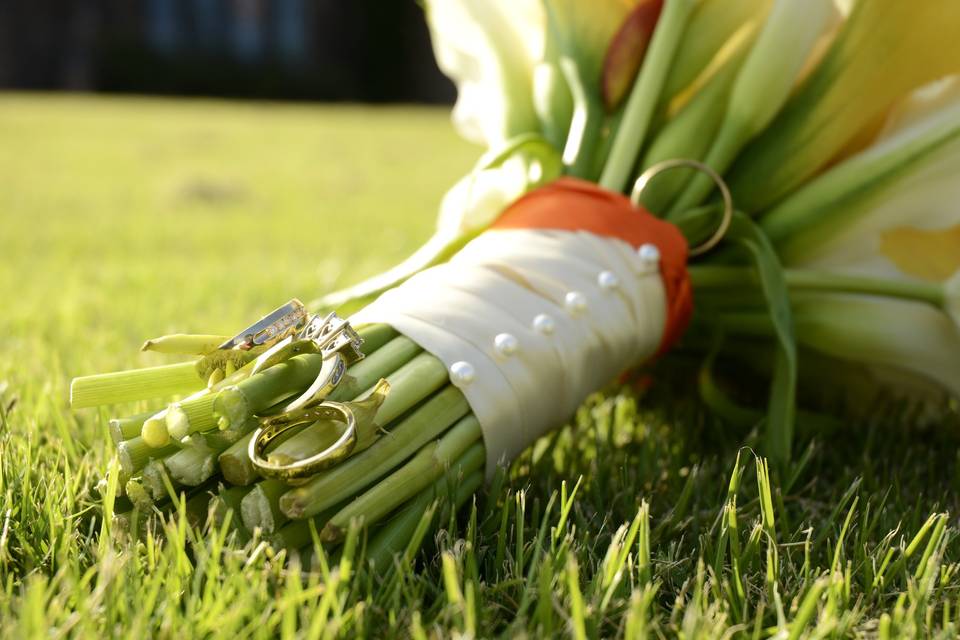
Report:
630,158,734,257
248,401,357,480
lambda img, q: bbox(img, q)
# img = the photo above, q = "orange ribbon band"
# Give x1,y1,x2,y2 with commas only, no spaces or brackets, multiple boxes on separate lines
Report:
491,177,692,355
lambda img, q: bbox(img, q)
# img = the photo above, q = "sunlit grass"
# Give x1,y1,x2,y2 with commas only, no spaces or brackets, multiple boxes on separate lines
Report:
1,94,959,637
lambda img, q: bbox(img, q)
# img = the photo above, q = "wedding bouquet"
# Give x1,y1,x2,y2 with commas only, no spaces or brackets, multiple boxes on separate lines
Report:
72,0,960,565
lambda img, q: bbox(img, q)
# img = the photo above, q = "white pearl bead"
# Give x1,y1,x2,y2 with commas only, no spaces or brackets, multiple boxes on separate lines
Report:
494,333,519,357
637,243,660,270
565,291,587,314
450,361,475,386
532,313,556,335
597,270,619,291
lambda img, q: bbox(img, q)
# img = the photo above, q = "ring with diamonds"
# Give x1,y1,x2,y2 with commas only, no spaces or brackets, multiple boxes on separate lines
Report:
249,311,365,411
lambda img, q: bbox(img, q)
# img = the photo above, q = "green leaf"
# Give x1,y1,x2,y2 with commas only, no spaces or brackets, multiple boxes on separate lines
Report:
722,212,797,467
698,342,762,429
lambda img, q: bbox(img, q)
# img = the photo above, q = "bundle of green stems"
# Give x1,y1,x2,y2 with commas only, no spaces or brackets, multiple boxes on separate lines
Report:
73,266,946,566
74,324,486,564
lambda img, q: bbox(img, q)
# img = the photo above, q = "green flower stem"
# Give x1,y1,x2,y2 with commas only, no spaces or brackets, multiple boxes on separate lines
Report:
213,354,326,431
244,378,460,533
138,360,256,446
164,324,397,440
365,468,483,569
240,350,447,472
240,479,290,533
365,492,434,568
356,323,400,356
666,118,746,216
182,487,216,530
161,415,260,487
117,436,179,477
166,362,274,440
207,368,226,388
218,433,258,486
119,479,215,533
74,323,391,413
271,514,330,551
361,352,450,424
124,478,153,509
560,59,604,180
320,428,485,543
325,336,422,403
70,361,204,409
166,395,217,440
198,415,257,450
212,400,311,486
140,334,231,355
164,360,264,440
280,391,473,520
786,271,946,308
163,440,219,486
141,409,173,448
210,485,253,543
110,411,154,444
272,351,449,463
599,0,695,193
590,108,625,182
142,459,181,501
639,46,749,213
689,266,946,308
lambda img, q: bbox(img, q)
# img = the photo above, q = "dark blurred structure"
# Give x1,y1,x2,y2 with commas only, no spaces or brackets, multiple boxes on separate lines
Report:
0,0,456,102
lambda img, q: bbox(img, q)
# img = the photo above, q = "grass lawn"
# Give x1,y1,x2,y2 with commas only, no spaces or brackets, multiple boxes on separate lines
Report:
2,93,960,638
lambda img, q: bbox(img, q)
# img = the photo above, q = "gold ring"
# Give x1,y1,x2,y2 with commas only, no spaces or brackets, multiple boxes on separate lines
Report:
283,352,347,413
247,401,357,479
630,158,734,257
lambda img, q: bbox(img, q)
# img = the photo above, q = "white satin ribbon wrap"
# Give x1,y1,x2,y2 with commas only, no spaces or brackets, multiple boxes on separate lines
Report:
352,228,668,478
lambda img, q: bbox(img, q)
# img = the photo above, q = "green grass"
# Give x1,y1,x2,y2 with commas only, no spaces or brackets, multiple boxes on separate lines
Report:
2,94,960,638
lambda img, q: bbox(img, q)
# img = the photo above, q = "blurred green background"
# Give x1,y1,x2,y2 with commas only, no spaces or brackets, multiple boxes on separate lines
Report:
0,94,475,425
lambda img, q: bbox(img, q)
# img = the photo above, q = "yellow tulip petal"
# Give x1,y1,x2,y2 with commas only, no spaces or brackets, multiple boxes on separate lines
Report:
879,224,960,282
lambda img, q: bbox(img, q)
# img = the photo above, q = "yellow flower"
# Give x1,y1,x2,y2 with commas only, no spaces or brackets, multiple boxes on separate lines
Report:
728,0,960,212
771,78,960,279
770,79,960,398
